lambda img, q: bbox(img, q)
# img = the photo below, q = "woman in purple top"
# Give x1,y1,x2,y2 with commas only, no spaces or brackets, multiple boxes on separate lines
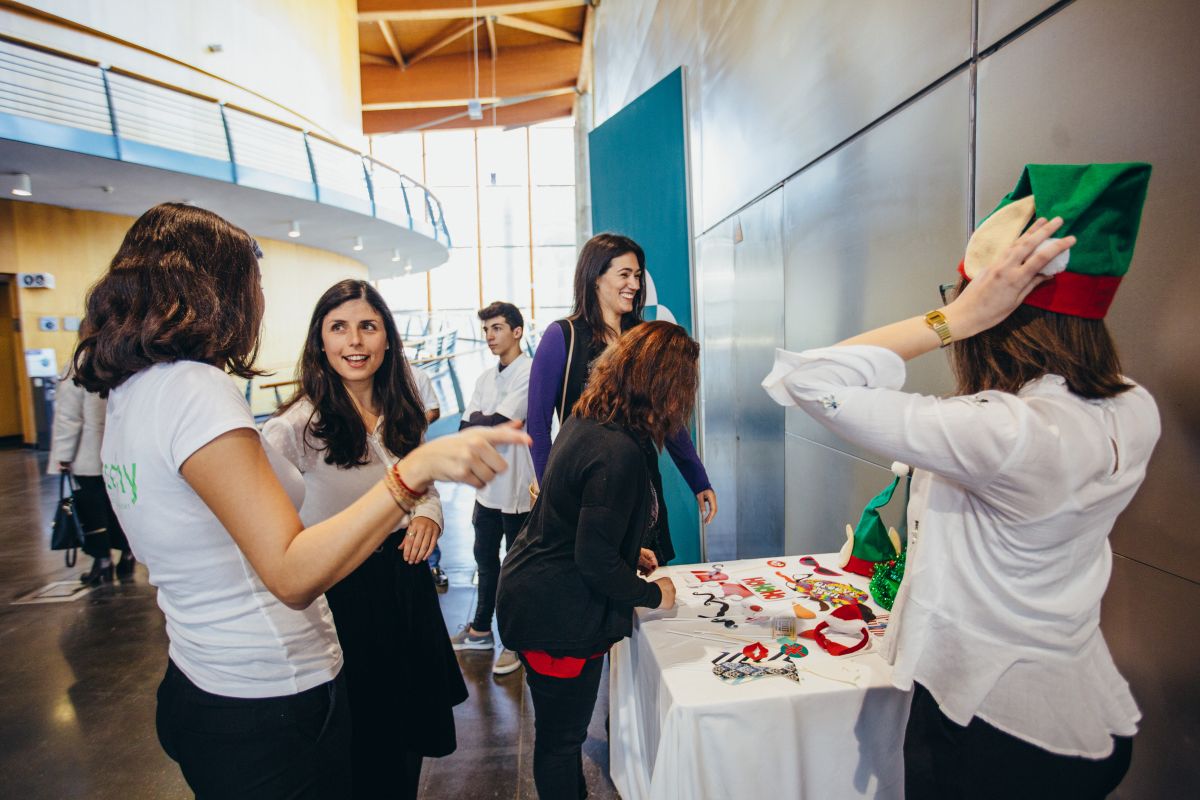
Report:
527,233,717,564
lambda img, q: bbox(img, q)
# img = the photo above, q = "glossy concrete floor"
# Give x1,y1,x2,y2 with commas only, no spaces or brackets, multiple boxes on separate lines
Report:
0,447,620,799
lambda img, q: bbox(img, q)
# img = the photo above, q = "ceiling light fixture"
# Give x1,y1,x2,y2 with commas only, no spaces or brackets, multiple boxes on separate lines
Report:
391,248,401,262
3,173,32,197
404,258,413,274
353,236,364,251
288,220,301,238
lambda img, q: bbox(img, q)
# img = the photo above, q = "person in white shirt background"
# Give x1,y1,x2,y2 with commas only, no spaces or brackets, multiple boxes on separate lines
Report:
264,279,464,799
408,364,451,589
763,163,1157,800
72,203,529,799
48,365,135,585
449,301,536,676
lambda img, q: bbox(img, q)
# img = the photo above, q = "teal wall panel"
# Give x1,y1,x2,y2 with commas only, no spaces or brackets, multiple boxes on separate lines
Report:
589,67,702,564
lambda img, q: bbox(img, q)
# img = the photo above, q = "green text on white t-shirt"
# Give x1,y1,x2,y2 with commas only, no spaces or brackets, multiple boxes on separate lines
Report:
103,462,138,506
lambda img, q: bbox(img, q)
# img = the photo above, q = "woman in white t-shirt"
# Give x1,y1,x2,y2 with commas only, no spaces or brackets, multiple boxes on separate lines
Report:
263,279,464,799
71,203,528,800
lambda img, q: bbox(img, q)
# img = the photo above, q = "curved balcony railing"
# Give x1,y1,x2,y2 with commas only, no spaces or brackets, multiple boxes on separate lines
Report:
0,34,450,245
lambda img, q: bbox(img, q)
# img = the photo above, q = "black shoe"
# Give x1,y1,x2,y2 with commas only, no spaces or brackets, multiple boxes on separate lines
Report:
116,552,137,579
80,560,114,587
431,566,449,590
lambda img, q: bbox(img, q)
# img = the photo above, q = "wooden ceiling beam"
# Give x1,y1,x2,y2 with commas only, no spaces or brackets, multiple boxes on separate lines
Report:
365,86,574,112
361,52,395,66
405,18,483,67
377,20,407,69
364,92,574,134
493,13,580,43
362,41,580,105
576,1,593,92
359,0,586,23
485,15,498,61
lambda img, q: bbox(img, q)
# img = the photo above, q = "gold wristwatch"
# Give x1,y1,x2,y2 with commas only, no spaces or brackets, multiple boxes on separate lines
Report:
924,310,952,347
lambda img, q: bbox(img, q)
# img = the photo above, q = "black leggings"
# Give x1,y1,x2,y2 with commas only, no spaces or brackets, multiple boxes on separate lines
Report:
904,683,1133,800
521,654,605,800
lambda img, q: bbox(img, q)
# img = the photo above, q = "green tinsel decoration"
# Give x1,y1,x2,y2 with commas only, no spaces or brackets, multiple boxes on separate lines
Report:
869,548,906,611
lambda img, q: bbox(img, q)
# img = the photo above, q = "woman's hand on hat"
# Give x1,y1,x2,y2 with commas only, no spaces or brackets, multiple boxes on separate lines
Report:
947,216,1077,338
396,421,532,491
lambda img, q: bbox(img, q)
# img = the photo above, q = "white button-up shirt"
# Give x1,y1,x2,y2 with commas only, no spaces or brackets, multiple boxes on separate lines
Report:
763,345,1159,758
464,354,535,514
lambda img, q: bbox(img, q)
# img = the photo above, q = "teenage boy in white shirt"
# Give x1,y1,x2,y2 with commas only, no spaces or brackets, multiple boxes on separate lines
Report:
450,301,535,675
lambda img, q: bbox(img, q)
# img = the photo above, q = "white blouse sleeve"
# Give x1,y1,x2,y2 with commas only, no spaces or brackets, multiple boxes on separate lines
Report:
762,345,1084,515
410,483,444,529
264,410,309,472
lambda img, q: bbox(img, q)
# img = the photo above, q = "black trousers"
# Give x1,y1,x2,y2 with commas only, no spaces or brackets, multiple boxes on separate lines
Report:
155,660,352,800
904,682,1133,800
521,654,604,800
470,502,528,633
73,474,129,559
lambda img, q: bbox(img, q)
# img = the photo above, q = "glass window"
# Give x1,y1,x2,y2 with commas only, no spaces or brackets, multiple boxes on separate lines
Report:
478,186,530,247
476,127,529,187
530,124,574,186
532,245,577,314
370,133,424,180
429,247,480,311
376,273,428,313
424,129,477,187
531,186,576,246
429,186,477,247
481,246,532,310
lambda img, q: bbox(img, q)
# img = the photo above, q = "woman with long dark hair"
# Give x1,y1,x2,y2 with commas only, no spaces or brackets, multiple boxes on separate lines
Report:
263,279,464,798
526,233,717,567
763,163,1156,799
498,321,694,799
73,203,527,799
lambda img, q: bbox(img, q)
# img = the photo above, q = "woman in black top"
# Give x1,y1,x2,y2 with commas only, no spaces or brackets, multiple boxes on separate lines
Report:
498,321,696,799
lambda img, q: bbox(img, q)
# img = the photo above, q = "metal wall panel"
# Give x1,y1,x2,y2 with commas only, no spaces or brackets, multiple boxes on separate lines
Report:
976,0,1200,584
695,220,738,560
1100,556,1200,797
784,434,897,557
977,0,1060,50
732,189,786,558
781,73,970,463
696,0,971,231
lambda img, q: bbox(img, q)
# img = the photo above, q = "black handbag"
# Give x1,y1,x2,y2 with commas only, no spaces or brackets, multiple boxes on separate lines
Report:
50,472,86,567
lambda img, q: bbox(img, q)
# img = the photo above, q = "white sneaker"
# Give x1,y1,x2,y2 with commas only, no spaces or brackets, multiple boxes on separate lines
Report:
450,626,495,651
492,648,523,675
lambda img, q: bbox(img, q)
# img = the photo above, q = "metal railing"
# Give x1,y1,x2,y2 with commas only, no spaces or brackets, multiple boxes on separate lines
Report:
0,34,451,246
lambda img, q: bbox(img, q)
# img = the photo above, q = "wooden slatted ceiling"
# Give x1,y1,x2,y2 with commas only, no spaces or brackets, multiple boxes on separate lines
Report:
357,0,589,133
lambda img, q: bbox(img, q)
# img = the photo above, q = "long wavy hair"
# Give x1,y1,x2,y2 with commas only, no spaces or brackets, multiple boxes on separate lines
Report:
278,280,427,467
570,232,647,340
949,278,1132,400
573,321,699,448
73,203,264,395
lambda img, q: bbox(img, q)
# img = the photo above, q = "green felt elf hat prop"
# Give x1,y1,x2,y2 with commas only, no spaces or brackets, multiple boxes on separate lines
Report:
839,463,909,577
959,163,1152,319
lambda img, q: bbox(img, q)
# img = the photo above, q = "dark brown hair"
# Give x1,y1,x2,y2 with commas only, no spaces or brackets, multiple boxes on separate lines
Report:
73,203,263,395
478,300,524,332
951,280,1132,399
277,280,427,467
570,232,646,340
573,321,699,448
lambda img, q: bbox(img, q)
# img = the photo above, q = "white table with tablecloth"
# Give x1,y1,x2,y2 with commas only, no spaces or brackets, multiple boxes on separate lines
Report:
608,553,911,800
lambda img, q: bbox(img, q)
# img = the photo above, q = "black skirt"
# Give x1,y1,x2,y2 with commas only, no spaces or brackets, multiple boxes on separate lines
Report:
324,531,468,767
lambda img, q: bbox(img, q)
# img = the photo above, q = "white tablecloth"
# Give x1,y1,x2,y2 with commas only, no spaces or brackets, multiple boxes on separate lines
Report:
609,554,910,800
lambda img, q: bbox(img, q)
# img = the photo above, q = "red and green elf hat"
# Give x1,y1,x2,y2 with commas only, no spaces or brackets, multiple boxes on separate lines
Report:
959,163,1152,319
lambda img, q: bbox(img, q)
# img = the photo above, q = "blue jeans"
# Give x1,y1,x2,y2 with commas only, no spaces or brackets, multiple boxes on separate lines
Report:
427,543,441,569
